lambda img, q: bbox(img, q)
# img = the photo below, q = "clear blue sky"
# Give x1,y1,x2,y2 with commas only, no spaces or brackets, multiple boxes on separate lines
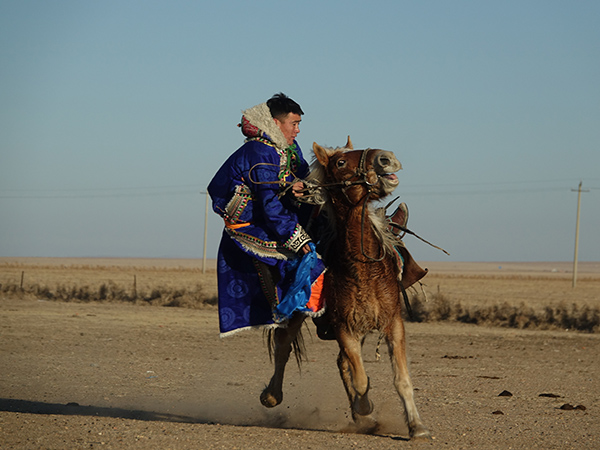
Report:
1,0,599,262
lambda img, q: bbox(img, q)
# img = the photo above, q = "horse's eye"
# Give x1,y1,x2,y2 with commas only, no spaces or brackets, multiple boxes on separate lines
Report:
336,159,346,168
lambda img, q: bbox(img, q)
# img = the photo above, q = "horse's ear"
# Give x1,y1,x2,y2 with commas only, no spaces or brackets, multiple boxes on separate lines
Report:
345,136,353,150
313,142,330,166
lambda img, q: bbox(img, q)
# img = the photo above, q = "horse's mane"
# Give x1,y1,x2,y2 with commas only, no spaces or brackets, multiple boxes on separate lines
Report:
303,144,342,206
371,208,403,256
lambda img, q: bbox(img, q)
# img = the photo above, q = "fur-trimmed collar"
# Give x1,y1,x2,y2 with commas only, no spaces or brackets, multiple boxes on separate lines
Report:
241,102,289,151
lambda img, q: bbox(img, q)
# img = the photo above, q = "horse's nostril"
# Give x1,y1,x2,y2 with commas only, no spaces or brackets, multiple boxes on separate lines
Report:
378,156,390,166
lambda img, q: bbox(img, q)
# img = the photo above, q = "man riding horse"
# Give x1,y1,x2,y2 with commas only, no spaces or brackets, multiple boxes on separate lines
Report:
208,93,427,338
208,93,326,337
208,96,433,439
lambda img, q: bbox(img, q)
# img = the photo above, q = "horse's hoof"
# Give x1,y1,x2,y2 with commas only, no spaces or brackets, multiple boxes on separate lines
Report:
410,425,432,441
352,397,374,417
260,389,281,408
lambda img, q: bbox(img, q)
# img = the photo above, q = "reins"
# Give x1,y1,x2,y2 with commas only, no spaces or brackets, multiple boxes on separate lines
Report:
248,163,372,190
246,149,378,199
247,150,449,259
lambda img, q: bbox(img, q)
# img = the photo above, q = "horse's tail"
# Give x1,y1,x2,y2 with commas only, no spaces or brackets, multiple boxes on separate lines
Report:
263,325,307,369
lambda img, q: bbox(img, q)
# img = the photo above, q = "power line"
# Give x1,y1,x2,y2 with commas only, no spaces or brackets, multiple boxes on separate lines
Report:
0,184,208,199
401,178,581,188
0,190,203,199
0,179,595,199
401,187,569,197
0,184,205,193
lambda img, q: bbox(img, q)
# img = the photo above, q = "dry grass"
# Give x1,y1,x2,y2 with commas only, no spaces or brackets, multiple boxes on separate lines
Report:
2,258,599,333
0,259,218,309
404,262,600,333
406,290,600,333
1,281,217,308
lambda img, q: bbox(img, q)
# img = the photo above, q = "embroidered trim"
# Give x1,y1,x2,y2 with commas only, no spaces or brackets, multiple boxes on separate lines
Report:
283,224,312,253
224,184,254,223
226,228,296,260
277,144,300,183
246,136,276,147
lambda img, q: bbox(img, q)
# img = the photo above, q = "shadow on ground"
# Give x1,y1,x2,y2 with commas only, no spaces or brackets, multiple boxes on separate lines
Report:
0,398,202,424
0,397,409,441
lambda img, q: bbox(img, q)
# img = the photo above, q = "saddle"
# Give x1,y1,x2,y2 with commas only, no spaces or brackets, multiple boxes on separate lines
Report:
386,202,428,290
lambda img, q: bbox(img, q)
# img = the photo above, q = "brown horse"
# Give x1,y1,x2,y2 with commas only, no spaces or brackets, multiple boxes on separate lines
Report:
260,138,431,440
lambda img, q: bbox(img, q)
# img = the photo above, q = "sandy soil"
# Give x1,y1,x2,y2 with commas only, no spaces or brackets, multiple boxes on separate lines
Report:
1,260,599,449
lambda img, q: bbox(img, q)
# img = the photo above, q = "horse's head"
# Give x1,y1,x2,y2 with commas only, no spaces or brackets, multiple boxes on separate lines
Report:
310,137,402,205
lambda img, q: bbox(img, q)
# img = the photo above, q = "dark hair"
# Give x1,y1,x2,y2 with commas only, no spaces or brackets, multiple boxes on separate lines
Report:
267,92,304,120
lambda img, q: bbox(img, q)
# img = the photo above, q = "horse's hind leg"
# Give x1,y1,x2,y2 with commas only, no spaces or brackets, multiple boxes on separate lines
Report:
386,316,431,439
260,314,305,408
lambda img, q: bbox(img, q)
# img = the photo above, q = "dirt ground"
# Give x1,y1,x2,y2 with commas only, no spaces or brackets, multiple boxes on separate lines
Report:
1,260,599,449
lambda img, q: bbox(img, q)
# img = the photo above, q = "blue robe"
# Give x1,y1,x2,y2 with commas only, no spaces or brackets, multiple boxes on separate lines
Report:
208,138,325,336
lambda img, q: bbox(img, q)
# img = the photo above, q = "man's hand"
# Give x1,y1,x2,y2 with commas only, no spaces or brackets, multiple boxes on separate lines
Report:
291,181,305,198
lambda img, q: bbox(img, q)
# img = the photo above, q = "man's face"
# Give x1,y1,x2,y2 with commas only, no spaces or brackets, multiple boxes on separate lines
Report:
274,113,301,146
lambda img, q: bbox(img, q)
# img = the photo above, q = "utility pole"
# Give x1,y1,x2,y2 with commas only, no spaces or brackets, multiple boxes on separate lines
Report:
571,181,589,288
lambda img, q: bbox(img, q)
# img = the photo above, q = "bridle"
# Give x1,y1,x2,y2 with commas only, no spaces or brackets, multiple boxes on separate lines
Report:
336,148,377,206
318,149,387,262
305,148,378,199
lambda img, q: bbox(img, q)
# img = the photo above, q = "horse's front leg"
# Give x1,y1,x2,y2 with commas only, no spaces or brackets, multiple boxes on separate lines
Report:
260,314,305,408
337,332,374,420
386,316,431,440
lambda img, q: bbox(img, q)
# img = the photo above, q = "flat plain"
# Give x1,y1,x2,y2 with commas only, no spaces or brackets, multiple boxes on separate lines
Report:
1,258,598,449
